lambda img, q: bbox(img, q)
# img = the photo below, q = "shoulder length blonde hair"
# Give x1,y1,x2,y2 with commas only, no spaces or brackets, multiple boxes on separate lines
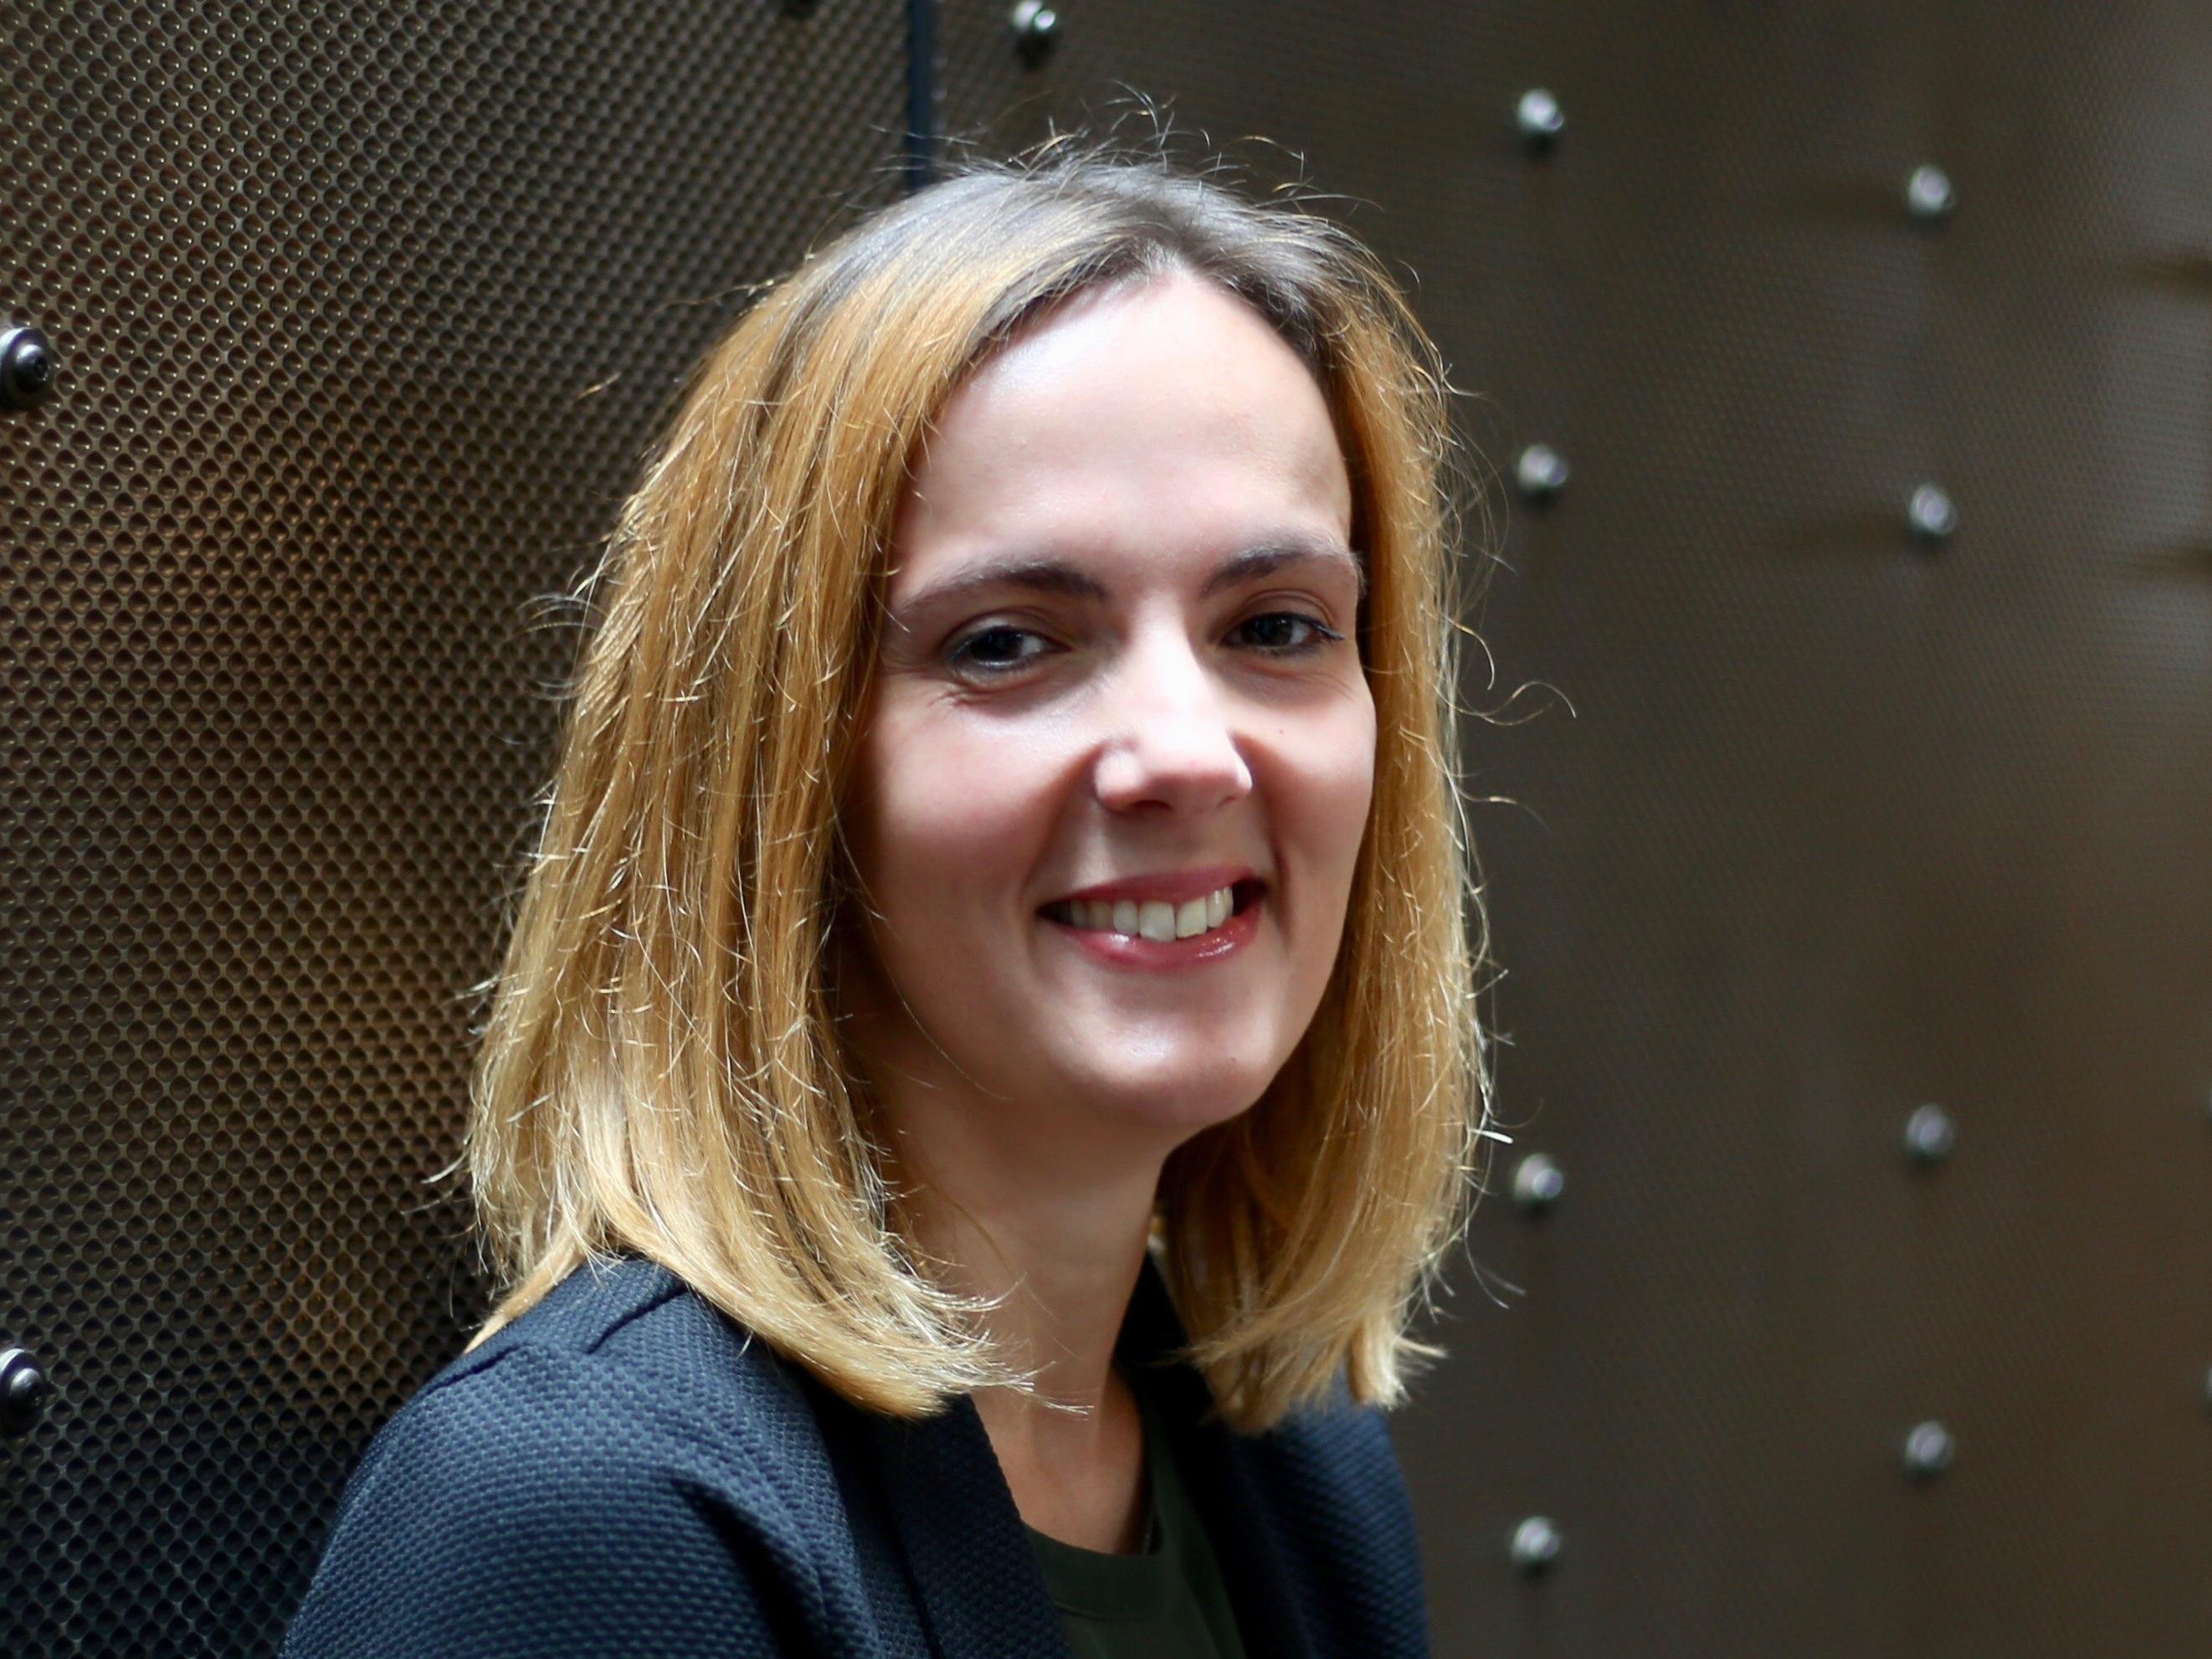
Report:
461,138,1496,1435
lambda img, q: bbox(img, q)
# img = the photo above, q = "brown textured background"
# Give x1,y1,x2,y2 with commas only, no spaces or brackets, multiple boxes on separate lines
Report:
939,7,2212,1651
5,3,2209,1653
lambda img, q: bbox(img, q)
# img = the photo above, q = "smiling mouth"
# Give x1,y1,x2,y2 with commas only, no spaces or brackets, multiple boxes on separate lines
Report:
1039,879,1265,943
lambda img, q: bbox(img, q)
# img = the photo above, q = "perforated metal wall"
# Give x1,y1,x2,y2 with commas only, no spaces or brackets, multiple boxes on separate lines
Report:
9,3,2212,1656
937,4,2212,1653
1,3,906,1651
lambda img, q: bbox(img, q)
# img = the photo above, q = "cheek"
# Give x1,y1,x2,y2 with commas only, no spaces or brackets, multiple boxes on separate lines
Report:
846,701,1053,937
1294,705,1378,1020
1290,693,1378,881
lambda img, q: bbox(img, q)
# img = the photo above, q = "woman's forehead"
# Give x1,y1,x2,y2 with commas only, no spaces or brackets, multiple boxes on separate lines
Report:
890,274,1353,588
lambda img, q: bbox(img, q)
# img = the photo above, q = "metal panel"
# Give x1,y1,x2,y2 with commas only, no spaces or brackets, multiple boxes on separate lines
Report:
938,4,2212,1653
1,3,906,1651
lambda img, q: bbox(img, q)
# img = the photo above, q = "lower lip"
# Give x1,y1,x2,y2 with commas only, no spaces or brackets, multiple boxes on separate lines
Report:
1040,893,1263,970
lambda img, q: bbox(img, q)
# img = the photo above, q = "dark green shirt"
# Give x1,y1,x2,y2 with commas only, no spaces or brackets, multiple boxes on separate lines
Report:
1022,1364,1250,1659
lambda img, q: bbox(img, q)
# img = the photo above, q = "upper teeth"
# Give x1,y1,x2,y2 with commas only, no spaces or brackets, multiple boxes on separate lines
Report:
1050,886,1235,941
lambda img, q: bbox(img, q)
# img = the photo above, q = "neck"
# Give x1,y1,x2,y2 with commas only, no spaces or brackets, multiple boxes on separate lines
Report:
890,1088,1164,1431
858,1064,1176,1483
834,938,1193,1466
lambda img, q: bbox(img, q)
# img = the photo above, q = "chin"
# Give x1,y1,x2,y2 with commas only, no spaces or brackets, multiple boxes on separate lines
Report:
1061,1052,1280,1137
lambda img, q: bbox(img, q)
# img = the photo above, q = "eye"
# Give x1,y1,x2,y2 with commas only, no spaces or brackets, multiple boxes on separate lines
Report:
1227,610,1342,655
947,623,1055,675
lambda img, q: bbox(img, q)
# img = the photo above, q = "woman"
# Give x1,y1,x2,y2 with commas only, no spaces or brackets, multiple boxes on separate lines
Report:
283,139,1493,1659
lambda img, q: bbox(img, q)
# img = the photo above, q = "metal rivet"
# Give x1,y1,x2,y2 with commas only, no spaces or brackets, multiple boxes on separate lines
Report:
1511,1153,1565,1215
1516,443,1569,501
1516,88,1563,151
0,1348,52,1438
1011,0,1059,65
1903,1103,1955,1167
1907,483,1956,542
1510,1515,1563,1575
1901,1420,1954,1479
1,325,57,412
1907,164,1955,223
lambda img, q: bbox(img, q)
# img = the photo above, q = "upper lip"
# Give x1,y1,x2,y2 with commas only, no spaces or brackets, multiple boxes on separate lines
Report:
1046,865,1260,907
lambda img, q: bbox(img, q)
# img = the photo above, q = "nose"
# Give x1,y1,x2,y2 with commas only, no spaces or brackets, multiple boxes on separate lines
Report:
1090,624,1254,816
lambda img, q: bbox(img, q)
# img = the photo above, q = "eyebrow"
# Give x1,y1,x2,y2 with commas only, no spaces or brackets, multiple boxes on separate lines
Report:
890,533,1366,624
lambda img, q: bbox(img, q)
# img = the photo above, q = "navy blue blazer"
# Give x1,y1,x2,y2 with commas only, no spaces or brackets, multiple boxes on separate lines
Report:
280,1251,1430,1657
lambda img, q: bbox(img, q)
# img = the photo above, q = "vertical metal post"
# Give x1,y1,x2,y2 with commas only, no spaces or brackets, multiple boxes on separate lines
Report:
904,0,938,192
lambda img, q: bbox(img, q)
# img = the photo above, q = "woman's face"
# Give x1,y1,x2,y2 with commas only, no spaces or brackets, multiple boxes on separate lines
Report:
839,271,1373,1150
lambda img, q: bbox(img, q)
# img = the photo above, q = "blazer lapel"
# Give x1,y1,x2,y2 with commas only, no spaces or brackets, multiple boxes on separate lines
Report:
839,1251,1318,1659
1121,1254,1319,1659
849,1387,1070,1659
